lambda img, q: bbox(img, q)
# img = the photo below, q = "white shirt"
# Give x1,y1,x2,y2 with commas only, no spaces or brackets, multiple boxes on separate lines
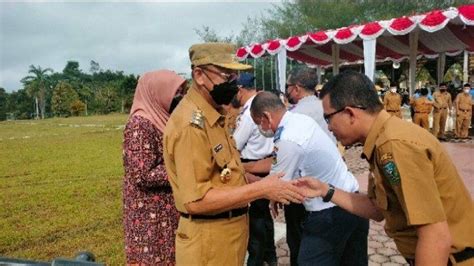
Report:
290,95,336,143
233,95,273,160
270,111,359,211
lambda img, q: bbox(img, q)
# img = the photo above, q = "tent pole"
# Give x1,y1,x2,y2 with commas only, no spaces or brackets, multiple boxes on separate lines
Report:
463,50,469,83
262,57,265,90
270,55,274,91
332,44,340,75
253,58,257,88
363,39,377,81
317,66,322,84
437,52,446,85
409,30,419,96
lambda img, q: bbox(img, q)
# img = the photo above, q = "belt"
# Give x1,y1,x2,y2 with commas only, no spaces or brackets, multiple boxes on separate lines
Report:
405,247,474,265
453,247,474,263
459,109,471,112
415,111,429,114
387,109,400,112
179,206,248,220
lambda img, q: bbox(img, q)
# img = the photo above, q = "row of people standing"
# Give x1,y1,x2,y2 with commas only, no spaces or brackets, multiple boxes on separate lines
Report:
121,42,473,266
382,82,473,140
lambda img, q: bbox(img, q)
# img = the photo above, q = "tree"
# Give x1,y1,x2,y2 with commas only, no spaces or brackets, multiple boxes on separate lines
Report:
6,89,34,119
93,85,119,114
194,26,236,43
0,88,7,120
90,60,101,74
70,100,86,116
51,81,79,117
20,65,53,119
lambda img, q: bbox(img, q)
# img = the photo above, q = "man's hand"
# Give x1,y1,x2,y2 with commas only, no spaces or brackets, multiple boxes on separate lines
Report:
245,172,261,184
292,177,329,198
261,173,305,204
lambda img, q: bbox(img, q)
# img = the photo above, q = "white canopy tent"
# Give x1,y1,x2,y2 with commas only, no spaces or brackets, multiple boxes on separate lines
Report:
236,5,474,95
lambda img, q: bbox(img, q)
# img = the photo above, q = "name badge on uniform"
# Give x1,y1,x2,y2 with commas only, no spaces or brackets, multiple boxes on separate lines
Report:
271,146,279,165
214,144,223,153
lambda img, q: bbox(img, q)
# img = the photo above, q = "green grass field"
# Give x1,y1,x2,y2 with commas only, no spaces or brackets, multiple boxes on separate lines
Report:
0,114,129,265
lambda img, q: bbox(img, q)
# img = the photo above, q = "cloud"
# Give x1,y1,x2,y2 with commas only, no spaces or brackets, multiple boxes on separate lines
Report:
0,1,279,91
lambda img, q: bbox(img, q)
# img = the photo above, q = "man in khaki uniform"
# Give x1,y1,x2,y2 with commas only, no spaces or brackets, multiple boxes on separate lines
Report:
410,88,433,130
432,83,453,140
163,43,304,266
295,70,474,265
454,83,473,139
383,85,402,118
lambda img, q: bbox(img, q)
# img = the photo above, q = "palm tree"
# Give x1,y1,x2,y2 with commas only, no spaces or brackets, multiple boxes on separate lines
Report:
21,65,53,119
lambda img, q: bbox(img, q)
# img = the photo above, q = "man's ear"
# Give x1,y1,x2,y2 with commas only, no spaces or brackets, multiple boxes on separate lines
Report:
193,68,205,86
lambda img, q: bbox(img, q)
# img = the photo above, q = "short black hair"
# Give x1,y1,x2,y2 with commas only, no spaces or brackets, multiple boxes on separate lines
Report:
287,66,318,93
420,88,429,96
439,82,447,87
250,91,285,118
319,70,382,114
464,83,471,88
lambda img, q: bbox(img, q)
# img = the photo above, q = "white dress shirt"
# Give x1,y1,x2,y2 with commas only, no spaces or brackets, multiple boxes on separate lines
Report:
290,95,336,143
270,111,359,211
233,95,273,160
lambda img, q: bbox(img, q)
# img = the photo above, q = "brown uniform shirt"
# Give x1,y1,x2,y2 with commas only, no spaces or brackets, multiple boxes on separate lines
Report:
383,92,402,111
411,96,433,113
363,110,474,258
432,91,452,111
163,85,246,213
455,93,473,112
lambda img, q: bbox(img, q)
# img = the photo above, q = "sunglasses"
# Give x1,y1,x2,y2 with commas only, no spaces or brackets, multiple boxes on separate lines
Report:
323,105,366,124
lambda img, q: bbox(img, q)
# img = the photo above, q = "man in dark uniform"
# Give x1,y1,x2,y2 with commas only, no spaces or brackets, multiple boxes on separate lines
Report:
295,70,474,266
163,42,305,265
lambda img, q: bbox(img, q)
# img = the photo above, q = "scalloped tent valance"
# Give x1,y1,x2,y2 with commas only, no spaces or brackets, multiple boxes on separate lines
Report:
236,4,474,67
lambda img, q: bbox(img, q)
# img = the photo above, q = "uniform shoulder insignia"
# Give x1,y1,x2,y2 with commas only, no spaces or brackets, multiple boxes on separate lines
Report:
190,109,204,129
273,126,284,142
380,153,401,186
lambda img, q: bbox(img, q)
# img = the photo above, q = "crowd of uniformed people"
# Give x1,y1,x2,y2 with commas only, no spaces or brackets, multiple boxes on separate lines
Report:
122,42,473,266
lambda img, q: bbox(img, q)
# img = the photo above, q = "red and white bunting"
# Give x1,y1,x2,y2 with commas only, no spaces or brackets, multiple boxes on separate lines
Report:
235,4,474,67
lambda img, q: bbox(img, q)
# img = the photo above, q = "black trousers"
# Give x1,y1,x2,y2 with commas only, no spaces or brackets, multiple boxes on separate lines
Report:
284,203,307,266
247,198,277,265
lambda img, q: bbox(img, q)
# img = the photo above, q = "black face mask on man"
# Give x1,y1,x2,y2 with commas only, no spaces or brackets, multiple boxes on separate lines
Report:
202,69,239,105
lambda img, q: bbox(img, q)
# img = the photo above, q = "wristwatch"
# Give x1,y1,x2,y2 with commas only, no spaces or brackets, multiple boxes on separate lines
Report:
322,184,335,202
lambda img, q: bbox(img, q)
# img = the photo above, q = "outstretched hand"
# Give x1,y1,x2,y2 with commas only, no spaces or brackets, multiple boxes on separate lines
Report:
262,173,305,204
292,177,328,198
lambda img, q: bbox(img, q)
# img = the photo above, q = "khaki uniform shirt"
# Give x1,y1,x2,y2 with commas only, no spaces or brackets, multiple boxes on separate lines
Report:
383,92,402,111
432,91,452,111
455,93,473,112
362,110,474,258
411,96,433,113
163,85,246,213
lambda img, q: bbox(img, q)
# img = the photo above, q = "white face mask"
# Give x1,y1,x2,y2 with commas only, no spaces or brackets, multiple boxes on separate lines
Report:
258,124,275,138
464,89,471,94
390,88,397,93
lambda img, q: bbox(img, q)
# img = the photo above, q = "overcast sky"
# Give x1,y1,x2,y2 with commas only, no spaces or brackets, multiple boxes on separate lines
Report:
0,0,280,92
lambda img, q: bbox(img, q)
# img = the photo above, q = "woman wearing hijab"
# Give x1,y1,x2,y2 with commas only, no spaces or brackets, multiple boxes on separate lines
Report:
123,70,185,265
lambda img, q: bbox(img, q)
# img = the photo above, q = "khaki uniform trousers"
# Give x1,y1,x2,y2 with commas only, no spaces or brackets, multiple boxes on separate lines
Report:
175,214,248,266
456,110,472,138
432,108,448,138
413,113,430,130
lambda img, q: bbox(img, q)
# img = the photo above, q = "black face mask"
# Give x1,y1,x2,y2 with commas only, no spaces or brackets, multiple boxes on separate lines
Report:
169,95,183,113
209,79,239,105
230,94,241,108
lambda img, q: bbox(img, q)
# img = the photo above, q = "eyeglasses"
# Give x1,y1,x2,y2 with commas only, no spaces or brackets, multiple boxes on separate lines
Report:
323,105,366,124
201,67,238,82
